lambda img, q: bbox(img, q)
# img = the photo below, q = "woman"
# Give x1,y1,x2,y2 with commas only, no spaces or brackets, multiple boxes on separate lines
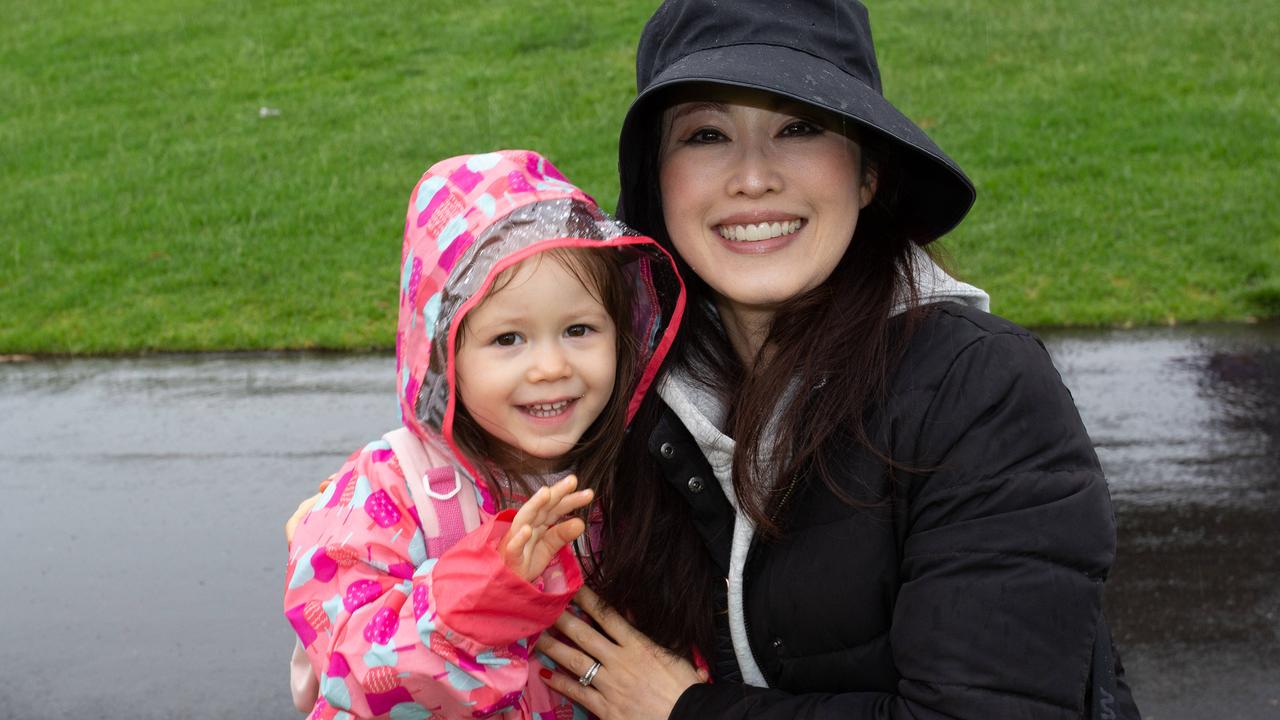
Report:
534,1,1141,718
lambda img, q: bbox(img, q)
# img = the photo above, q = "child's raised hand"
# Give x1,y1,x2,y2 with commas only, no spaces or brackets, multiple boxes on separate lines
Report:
502,475,593,583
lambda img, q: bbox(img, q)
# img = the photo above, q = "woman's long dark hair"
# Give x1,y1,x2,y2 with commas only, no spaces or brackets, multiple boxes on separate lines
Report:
590,105,932,659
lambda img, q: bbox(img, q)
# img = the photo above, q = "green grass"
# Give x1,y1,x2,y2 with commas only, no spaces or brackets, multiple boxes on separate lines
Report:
2,0,1277,353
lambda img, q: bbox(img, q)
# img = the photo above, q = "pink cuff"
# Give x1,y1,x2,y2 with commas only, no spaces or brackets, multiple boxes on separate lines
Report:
433,510,583,647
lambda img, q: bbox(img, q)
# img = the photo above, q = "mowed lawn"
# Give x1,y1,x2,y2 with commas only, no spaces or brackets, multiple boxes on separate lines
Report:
1,0,1277,353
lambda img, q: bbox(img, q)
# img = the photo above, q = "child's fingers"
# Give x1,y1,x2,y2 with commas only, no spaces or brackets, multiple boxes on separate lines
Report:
538,476,578,518
548,488,593,518
549,517,586,548
556,474,579,492
519,476,577,531
532,488,592,538
511,480,589,551
524,519,584,571
502,524,533,570
510,486,549,529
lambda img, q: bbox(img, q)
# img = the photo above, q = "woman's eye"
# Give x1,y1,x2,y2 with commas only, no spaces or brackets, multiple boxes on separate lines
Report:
781,120,823,137
684,128,727,144
565,324,594,338
493,332,522,347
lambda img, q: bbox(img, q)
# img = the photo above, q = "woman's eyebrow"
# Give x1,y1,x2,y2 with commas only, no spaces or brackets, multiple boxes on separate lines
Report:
669,101,728,120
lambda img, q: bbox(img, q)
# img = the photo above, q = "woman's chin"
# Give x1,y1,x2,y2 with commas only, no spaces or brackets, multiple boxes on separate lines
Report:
710,279,819,314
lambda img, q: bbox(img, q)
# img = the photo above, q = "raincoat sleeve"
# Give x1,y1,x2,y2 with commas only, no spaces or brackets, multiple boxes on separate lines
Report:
284,443,582,719
671,330,1126,720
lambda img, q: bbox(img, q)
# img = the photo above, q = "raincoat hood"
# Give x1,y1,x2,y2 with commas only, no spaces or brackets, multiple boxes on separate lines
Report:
396,150,685,498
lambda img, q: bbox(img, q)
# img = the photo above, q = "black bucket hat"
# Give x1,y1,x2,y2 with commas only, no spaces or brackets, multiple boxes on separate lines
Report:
618,0,976,244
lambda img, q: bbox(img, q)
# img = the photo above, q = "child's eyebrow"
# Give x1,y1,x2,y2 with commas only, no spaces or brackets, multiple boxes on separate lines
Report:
468,302,609,329
463,310,527,329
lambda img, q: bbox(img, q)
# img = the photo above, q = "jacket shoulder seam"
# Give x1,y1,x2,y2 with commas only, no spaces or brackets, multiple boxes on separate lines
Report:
931,303,1035,340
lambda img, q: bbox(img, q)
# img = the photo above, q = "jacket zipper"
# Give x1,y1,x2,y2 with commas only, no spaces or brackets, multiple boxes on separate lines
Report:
769,470,801,525
740,469,801,684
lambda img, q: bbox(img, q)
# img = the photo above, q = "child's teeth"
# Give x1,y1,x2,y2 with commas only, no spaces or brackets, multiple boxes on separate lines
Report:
717,219,802,242
527,400,570,417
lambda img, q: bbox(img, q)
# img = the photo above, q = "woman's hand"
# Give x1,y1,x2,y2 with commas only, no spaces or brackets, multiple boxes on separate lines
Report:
535,586,705,720
502,475,593,582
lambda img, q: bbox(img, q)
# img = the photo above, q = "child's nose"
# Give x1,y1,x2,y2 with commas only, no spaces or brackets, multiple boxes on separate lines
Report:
527,342,572,382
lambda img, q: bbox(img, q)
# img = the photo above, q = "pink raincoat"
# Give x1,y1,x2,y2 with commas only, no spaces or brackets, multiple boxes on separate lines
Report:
284,150,685,719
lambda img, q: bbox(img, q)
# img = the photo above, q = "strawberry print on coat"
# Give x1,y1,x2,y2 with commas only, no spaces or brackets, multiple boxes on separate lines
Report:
285,150,685,719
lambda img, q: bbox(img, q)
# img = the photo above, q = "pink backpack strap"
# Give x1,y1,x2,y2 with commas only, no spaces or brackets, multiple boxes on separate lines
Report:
382,428,481,557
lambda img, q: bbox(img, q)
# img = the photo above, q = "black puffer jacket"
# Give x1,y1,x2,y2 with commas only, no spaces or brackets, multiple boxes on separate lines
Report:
653,303,1139,719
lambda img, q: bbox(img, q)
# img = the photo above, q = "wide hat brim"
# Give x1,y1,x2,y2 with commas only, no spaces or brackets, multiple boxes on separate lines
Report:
619,43,976,244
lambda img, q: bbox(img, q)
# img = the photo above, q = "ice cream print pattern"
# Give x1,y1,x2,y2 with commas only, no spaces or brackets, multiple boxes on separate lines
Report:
286,439,586,719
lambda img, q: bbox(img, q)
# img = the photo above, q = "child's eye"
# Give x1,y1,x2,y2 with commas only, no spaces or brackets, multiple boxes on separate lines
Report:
683,127,728,144
492,332,523,347
564,324,594,338
780,120,823,137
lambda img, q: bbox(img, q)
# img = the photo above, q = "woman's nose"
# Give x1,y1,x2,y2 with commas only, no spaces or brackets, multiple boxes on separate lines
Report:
527,342,572,382
726,143,783,198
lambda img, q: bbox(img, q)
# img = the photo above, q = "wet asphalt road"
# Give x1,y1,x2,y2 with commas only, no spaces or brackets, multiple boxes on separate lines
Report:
1041,323,1280,719
1,322,1277,719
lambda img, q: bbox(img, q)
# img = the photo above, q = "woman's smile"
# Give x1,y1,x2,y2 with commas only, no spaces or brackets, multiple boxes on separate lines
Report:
713,214,807,253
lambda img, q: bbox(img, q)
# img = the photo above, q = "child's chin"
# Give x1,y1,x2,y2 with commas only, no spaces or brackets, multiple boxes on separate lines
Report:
521,442,576,468
514,448,565,471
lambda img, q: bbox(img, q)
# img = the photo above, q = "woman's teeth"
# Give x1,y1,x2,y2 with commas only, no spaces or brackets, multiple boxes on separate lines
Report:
717,219,802,242
525,400,570,417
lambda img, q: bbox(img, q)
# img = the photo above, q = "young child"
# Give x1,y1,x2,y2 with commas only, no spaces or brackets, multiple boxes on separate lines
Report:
284,150,684,719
